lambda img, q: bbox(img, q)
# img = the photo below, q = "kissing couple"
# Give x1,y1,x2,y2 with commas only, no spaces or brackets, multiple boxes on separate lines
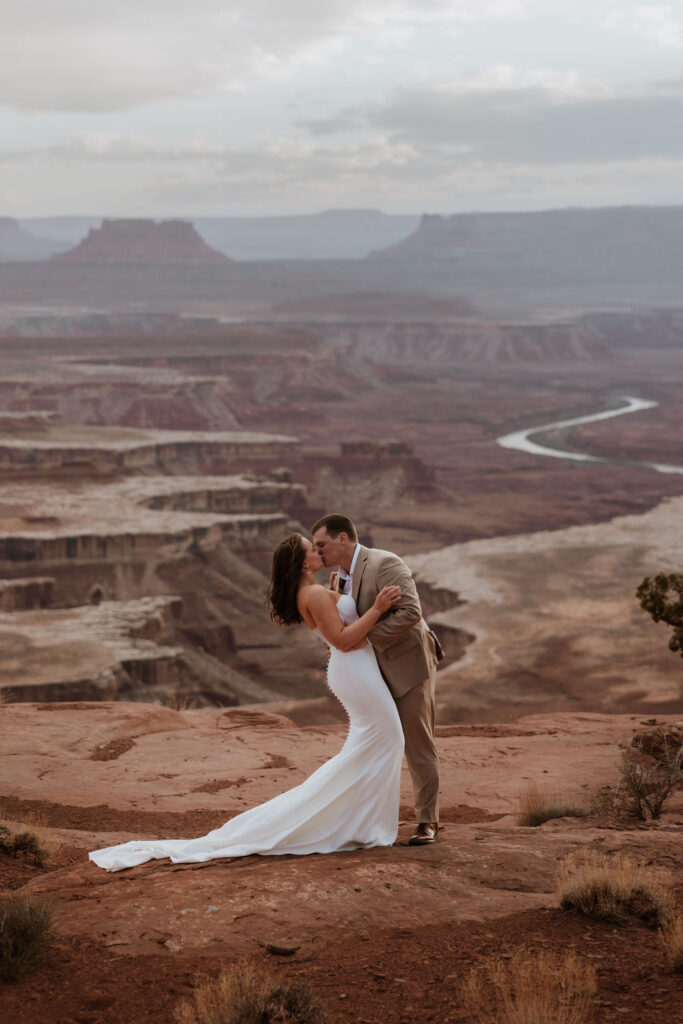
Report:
89,513,444,872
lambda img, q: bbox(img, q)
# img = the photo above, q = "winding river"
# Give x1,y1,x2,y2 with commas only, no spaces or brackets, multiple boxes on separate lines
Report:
497,394,683,475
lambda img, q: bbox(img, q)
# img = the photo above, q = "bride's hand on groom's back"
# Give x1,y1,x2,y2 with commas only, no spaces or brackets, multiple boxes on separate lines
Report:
374,586,401,614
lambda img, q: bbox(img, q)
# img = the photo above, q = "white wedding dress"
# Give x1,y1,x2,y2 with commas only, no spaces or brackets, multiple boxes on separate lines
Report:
89,594,404,872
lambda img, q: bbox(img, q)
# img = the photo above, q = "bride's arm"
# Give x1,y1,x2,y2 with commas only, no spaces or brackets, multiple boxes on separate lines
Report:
302,585,400,652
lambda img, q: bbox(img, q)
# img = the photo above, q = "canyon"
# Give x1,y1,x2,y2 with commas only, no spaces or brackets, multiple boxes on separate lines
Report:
0,305,681,715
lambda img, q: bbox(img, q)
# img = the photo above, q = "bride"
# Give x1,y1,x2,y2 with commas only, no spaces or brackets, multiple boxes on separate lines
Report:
89,533,404,871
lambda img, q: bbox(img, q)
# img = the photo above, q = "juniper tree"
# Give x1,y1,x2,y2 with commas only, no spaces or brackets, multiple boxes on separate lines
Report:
636,572,683,658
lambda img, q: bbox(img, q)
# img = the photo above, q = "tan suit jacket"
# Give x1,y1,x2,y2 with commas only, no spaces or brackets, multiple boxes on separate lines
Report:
346,545,444,699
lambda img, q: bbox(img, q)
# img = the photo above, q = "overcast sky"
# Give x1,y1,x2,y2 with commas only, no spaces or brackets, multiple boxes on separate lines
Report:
2,0,683,217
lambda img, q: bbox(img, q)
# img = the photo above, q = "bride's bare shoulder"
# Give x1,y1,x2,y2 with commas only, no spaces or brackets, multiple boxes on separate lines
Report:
299,584,338,609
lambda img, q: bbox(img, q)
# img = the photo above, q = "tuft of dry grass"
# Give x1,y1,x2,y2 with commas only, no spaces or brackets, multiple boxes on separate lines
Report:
461,948,596,1024
174,960,327,1024
0,805,62,864
0,825,48,867
517,781,589,828
558,848,672,927
660,914,683,973
163,693,200,712
0,688,13,705
0,894,55,982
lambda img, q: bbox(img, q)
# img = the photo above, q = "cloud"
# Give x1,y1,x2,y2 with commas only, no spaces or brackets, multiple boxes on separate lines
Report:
4,2,683,215
3,120,683,216
603,5,683,49
0,132,418,178
5,70,683,196
307,76,683,163
137,149,683,216
0,0,527,113
0,135,230,164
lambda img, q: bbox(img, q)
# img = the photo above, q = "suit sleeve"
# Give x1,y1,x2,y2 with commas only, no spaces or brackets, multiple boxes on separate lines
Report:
366,554,423,651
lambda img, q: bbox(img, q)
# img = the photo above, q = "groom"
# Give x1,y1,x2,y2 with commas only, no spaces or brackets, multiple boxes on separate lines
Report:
312,513,444,845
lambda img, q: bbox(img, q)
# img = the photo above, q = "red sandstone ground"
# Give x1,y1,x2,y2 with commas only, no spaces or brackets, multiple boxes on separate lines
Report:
1,703,681,1023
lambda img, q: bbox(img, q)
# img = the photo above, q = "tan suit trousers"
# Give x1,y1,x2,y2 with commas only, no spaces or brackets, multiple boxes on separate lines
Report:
395,638,439,824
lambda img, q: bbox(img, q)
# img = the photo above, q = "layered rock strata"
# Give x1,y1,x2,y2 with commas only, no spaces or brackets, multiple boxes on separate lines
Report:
0,473,302,593
0,427,299,477
0,597,183,702
0,425,316,706
0,410,60,432
0,576,55,611
0,365,239,431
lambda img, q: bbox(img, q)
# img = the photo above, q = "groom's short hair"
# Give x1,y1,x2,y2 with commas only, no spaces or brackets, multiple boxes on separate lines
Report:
311,513,358,542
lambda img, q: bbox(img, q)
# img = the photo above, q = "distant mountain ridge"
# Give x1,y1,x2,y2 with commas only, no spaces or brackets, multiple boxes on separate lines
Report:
54,219,229,265
21,210,419,261
0,217,68,262
194,209,419,260
19,205,683,268
4,205,683,316
372,205,683,261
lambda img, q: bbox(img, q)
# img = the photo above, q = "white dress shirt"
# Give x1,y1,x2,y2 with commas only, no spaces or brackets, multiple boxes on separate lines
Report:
337,544,360,595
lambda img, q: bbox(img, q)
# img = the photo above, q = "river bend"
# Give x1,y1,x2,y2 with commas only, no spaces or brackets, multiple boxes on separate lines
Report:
497,395,683,476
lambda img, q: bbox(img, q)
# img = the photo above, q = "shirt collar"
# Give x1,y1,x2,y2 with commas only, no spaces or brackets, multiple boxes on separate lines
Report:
339,543,360,578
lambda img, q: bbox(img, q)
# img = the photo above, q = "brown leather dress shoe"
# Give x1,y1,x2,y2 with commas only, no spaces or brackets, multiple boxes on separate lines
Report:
408,822,438,845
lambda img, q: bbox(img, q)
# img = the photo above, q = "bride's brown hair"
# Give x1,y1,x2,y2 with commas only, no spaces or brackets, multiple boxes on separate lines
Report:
267,533,306,626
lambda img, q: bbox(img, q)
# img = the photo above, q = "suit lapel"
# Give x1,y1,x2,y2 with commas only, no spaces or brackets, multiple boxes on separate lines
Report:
351,546,369,605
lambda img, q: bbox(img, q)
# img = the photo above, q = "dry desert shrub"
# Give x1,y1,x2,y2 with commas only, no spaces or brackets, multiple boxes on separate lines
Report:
461,948,596,1024
660,914,683,973
0,825,48,867
618,741,683,820
558,848,672,927
590,736,683,822
517,781,589,828
174,960,327,1024
163,692,200,712
0,804,61,864
589,783,631,820
0,687,13,705
0,894,55,982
